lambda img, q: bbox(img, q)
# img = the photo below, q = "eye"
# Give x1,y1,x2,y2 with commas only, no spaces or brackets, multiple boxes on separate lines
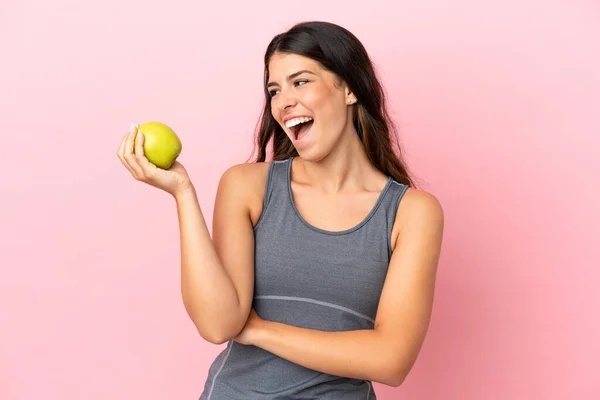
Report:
268,80,308,97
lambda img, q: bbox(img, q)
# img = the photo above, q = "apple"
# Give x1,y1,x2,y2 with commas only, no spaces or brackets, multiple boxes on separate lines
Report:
134,121,182,169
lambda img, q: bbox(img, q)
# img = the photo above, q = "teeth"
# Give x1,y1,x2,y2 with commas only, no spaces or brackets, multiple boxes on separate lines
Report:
285,117,313,128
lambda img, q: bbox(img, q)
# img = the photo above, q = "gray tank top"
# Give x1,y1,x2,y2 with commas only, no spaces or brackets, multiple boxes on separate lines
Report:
199,157,409,400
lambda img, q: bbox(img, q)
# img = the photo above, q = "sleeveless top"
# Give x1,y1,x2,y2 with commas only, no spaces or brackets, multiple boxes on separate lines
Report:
199,157,409,400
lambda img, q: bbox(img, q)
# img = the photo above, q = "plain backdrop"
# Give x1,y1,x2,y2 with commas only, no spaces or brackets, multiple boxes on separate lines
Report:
1,0,599,399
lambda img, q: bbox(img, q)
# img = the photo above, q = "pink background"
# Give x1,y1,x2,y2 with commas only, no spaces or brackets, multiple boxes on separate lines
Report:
2,0,599,399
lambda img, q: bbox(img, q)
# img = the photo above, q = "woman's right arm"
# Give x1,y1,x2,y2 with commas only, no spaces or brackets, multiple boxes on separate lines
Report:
117,124,256,344
176,165,256,344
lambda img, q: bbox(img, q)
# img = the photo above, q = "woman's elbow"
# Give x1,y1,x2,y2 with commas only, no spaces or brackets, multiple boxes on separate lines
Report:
196,325,238,345
194,317,245,345
378,359,411,387
196,326,236,345
380,368,407,387
384,372,406,388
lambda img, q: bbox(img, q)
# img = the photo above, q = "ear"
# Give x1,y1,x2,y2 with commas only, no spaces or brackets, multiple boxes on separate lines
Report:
345,88,358,105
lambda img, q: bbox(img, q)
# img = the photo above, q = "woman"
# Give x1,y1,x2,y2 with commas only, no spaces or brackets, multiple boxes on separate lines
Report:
117,20,444,400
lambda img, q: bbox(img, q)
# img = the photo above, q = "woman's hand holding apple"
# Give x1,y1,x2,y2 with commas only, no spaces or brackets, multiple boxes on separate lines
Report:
117,123,193,197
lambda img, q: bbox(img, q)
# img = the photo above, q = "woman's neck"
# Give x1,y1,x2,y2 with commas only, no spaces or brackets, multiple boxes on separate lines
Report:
294,128,385,194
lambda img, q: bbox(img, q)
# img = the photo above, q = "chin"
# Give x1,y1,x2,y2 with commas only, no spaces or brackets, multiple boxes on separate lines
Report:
290,124,345,163
294,145,330,164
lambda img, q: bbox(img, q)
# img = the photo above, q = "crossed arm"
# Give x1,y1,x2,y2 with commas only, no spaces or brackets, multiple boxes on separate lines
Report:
233,188,445,387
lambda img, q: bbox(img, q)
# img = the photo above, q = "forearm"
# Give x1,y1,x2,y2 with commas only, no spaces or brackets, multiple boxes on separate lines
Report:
254,321,406,387
174,186,244,343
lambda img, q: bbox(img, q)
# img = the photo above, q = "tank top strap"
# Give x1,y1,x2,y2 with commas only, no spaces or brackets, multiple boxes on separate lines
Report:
260,158,293,217
377,179,409,257
381,179,410,218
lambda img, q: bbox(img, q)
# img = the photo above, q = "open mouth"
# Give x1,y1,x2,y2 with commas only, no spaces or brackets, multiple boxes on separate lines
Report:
286,117,314,141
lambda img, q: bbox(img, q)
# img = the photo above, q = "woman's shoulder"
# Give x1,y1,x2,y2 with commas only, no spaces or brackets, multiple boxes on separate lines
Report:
395,186,444,233
216,161,274,224
219,161,272,191
399,188,443,218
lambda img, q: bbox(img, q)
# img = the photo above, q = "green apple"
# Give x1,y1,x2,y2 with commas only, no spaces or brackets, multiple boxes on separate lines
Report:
134,121,182,169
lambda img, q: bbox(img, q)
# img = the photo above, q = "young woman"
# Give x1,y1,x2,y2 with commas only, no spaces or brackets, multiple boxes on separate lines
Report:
118,20,444,400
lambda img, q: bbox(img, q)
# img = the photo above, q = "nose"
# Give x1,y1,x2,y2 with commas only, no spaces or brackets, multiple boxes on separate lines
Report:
276,88,298,111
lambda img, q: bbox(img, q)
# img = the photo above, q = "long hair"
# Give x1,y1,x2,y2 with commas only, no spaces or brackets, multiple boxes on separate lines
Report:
250,21,417,188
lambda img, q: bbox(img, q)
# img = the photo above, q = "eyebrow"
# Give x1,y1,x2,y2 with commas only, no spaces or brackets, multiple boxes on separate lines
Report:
267,70,316,88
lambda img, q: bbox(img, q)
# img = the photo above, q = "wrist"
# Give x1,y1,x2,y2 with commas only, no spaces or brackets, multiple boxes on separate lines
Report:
252,318,274,347
172,183,196,201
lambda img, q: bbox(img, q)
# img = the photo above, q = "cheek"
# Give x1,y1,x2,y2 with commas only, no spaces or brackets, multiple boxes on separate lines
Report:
270,101,283,125
310,90,340,119
315,97,346,127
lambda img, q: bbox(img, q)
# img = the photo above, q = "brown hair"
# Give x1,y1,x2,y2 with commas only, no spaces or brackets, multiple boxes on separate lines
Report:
250,21,417,188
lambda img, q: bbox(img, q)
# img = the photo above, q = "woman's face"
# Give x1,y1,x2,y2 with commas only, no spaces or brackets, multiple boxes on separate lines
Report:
267,52,357,161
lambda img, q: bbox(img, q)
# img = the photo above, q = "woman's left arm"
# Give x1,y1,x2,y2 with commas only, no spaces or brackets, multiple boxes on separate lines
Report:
235,189,444,387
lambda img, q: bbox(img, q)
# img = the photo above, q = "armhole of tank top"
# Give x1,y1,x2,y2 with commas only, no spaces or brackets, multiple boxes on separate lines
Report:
387,182,410,259
253,161,277,232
